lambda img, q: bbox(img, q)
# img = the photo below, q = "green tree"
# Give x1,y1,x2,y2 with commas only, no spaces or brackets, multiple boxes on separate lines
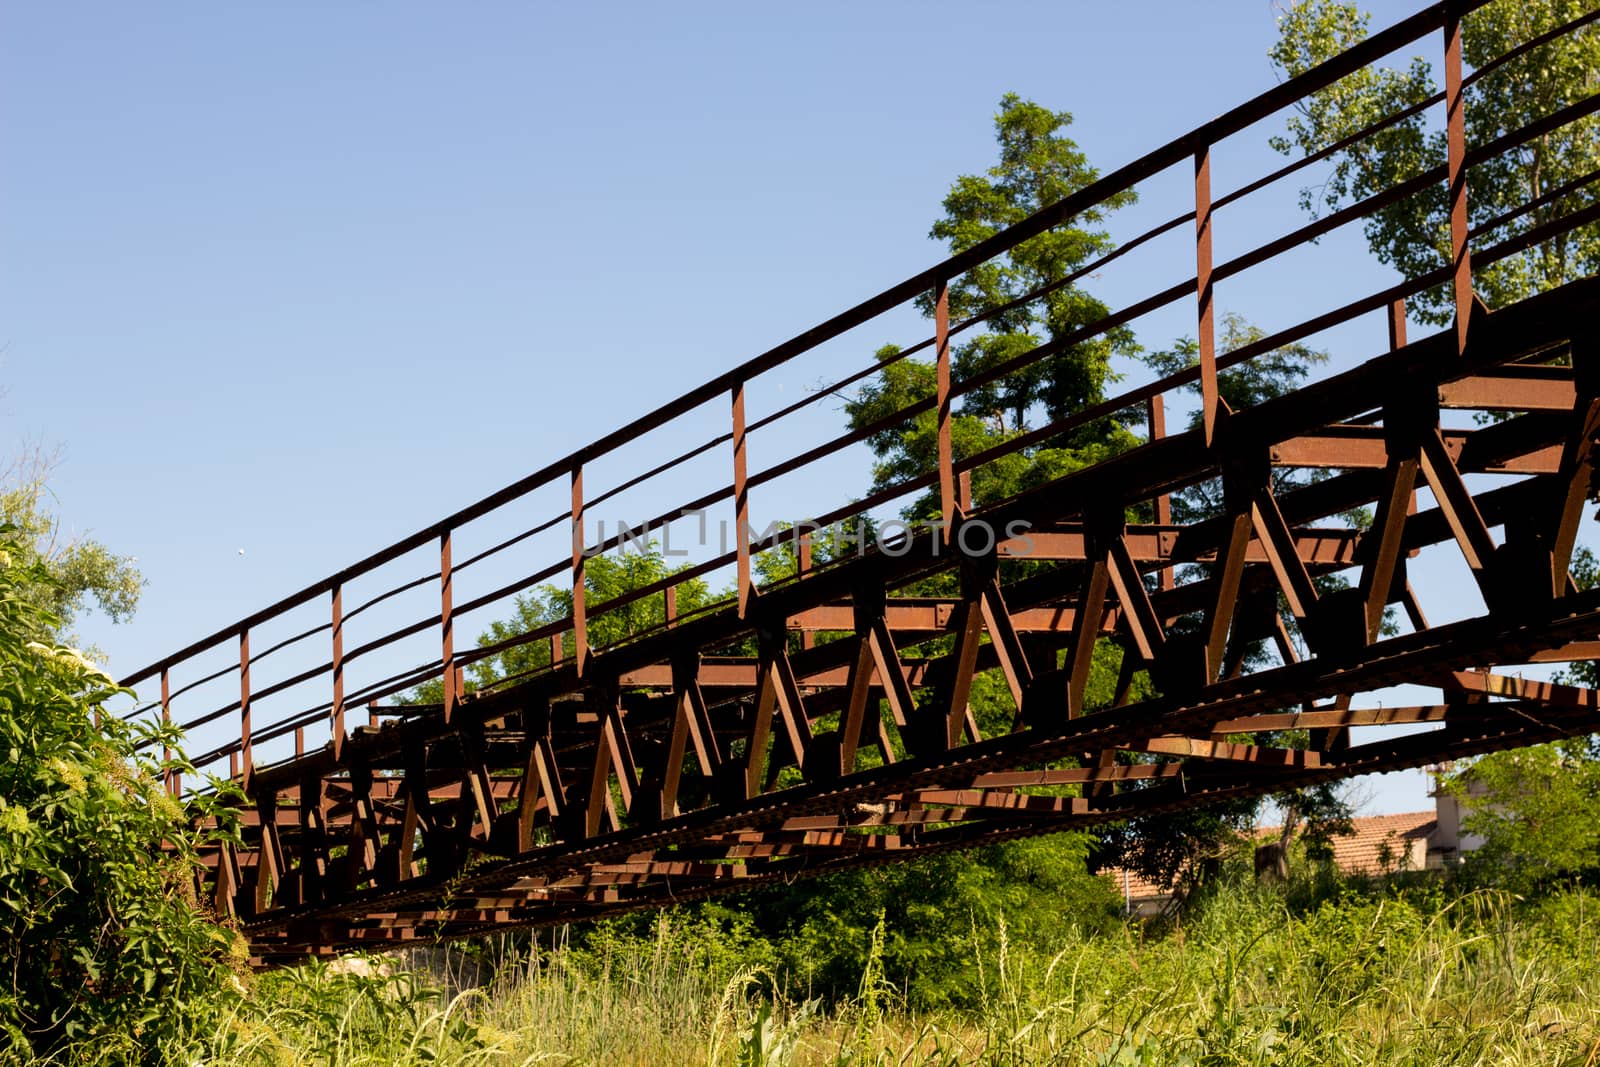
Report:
1270,0,1600,324
841,91,1154,758
1445,739,1600,890
0,528,240,1061
1,448,142,644
846,93,1142,517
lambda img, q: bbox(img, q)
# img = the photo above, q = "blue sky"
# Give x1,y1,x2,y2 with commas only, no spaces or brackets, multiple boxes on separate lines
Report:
3,0,1523,816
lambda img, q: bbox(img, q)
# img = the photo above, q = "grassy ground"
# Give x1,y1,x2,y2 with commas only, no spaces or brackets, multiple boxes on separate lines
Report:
172,881,1600,1066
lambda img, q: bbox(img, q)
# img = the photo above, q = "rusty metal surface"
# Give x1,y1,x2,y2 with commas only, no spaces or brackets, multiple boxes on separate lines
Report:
117,0,1600,963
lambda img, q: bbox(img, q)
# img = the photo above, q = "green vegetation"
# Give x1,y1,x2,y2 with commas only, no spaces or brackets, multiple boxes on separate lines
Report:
1270,0,1600,322
0,527,243,1063
0,448,141,648
1444,739,1600,892
4,2,1600,1062
175,873,1600,1065
846,93,1141,517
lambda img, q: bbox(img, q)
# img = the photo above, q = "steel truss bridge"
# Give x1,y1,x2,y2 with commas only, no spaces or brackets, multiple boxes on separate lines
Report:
120,0,1600,964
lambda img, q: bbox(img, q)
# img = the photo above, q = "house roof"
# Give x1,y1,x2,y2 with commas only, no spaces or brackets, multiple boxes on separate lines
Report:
1319,811,1436,874
1102,863,1169,904
1100,810,1439,904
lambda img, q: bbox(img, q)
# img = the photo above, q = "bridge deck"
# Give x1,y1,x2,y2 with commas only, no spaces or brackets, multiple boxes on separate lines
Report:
116,0,1600,963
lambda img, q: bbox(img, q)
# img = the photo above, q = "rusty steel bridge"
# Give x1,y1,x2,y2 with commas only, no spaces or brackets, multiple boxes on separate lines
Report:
120,0,1600,963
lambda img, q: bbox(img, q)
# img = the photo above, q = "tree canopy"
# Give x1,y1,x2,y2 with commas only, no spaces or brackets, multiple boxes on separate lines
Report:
1,449,142,645
846,94,1142,518
1445,738,1600,890
1270,0,1600,324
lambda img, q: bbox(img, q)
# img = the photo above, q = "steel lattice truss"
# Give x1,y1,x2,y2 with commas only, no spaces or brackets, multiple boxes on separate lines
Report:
117,0,1600,964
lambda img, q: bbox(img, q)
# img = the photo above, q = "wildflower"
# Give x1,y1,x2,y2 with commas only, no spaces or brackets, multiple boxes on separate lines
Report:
57,646,101,673
149,789,184,823
0,804,29,835
47,758,86,794
49,645,116,685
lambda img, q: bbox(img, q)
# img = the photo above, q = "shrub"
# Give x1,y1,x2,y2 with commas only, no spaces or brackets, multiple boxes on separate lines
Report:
0,529,240,1062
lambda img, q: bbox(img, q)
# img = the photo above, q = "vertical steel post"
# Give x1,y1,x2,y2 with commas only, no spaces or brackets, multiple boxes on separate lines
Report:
1444,5,1472,353
664,584,676,629
331,583,344,760
571,464,587,677
440,530,456,723
798,531,814,651
239,629,252,790
1388,298,1408,351
1195,146,1219,445
733,381,751,617
1147,394,1174,592
1390,297,1419,524
161,667,175,796
935,277,956,538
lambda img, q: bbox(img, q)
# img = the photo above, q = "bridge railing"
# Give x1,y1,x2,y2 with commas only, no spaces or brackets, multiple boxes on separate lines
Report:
119,0,1600,793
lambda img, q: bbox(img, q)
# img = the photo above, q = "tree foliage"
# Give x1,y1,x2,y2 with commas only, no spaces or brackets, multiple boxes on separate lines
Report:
0,528,240,1061
1270,0,1600,324
1445,739,1600,890
846,94,1141,518
1,448,142,644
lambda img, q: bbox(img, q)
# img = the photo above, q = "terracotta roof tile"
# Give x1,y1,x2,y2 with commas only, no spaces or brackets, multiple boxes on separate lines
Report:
1099,810,1439,904
1319,811,1436,874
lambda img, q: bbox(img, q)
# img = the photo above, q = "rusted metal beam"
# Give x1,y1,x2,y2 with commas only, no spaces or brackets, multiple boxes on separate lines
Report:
239,630,252,790
733,381,752,618
571,466,587,677
1064,525,1112,717
1133,736,1320,768
441,531,456,724
935,277,956,535
1195,145,1218,443
1444,4,1472,352
1438,371,1575,412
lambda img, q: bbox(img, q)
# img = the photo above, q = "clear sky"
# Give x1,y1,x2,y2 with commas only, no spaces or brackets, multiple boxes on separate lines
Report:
3,0,1537,817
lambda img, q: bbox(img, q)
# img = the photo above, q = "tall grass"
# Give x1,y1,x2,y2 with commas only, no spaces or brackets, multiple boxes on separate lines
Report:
160,882,1600,1066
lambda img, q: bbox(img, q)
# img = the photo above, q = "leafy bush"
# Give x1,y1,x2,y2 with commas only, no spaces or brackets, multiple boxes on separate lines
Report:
0,529,240,1062
1445,740,1600,892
